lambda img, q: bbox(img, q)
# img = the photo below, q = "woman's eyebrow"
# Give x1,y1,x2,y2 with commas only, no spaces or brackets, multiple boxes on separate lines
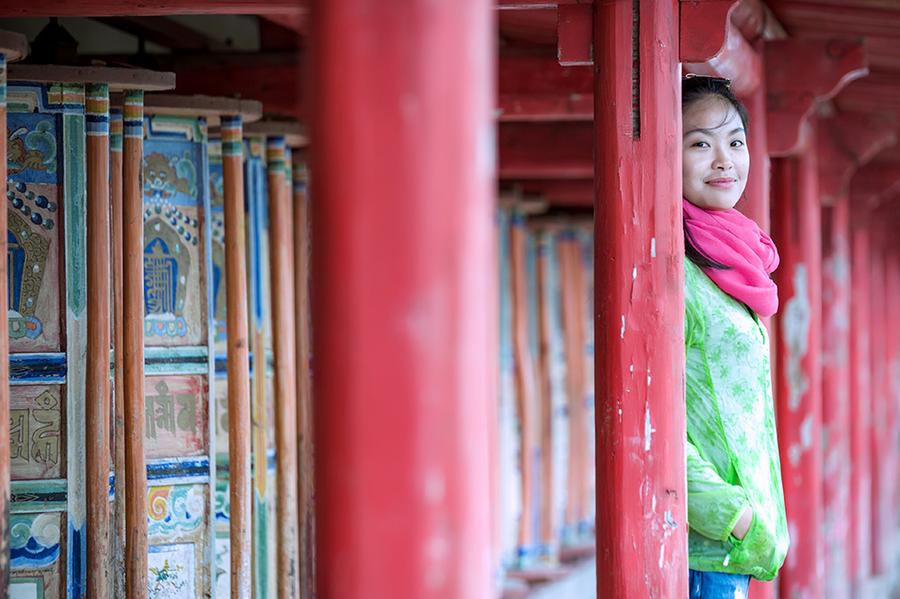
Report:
683,126,745,137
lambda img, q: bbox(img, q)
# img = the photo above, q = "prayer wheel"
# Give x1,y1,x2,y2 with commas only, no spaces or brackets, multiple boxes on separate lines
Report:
138,93,262,599
6,63,174,599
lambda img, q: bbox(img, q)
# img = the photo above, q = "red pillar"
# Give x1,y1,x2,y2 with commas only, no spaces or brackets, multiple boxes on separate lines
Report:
821,196,852,599
868,226,890,576
772,139,824,599
849,221,872,593
309,2,495,597
739,45,776,599
594,2,687,597
738,42,770,233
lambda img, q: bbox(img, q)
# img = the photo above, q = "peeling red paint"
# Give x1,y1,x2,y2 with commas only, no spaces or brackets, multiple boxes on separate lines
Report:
594,2,687,597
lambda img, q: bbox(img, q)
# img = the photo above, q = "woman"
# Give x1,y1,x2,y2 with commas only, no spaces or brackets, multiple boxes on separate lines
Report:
681,76,790,598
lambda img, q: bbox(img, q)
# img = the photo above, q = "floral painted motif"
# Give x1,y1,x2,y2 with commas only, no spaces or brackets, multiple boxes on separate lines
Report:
147,484,205,537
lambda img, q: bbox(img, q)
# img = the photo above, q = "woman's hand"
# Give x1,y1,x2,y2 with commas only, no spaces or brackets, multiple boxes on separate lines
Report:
732,507,753,540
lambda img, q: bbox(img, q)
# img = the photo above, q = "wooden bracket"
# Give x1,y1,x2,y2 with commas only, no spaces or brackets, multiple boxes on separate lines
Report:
818,111,896,205
557,4,592,66
684,16,761,96
679,0,740,63
850,162,900,209
766,39,868,157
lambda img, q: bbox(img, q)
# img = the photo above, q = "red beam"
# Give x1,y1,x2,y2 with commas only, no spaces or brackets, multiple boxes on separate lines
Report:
594,2,687,597
680,0,740,63
850,162,900,208
684,17,761,96
557,4,592,65
0,0,303,16
818,113,897,205
766,39,868,156
498,122,592,179
519,179,593,206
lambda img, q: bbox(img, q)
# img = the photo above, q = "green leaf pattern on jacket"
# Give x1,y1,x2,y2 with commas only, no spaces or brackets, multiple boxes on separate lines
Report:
685,258,790,581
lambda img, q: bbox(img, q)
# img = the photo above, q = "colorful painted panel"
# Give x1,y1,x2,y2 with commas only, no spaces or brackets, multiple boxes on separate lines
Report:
208,137,226,354
10,385,64,480
10,512,64,599
147,484,210,598
144,376,208,460
6,112,63,353
143,116,207,347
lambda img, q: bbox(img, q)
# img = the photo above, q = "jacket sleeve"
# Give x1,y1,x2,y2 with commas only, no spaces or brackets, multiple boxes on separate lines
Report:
686,438,751,542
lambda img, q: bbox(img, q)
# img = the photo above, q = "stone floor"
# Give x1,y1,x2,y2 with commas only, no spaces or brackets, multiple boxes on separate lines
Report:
527,560,596,599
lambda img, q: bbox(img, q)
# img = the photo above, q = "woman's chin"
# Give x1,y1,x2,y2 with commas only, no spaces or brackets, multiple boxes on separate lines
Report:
686,195,739,211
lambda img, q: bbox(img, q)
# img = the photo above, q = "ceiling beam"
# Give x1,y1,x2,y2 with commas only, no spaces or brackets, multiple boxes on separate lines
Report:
91,16,220,51
498,122,592,180
0,0,303,17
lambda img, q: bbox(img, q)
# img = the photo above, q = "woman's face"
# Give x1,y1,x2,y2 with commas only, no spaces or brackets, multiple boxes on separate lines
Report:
682,95,749,210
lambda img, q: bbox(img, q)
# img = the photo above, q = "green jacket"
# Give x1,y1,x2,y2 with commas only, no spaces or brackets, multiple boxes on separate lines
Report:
684,258,790,580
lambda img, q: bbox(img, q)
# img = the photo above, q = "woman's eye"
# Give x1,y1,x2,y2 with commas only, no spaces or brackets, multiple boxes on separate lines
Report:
692,141,709,148
731,140,745,148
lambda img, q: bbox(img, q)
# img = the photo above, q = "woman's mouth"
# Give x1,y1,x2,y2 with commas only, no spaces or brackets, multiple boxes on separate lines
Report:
705,178,737,188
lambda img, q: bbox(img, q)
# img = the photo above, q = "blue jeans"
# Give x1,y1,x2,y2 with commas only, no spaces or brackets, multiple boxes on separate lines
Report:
689,569,751,599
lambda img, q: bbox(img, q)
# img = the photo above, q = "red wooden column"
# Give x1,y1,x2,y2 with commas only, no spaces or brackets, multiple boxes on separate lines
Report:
0,30,27,591
816,114,894,599
309,1,495,597
737,42,770,232
849,217,872,591
820,195,851,599
594,2,686,597
85,81,112,597
868,223,889,577
772,134,824,599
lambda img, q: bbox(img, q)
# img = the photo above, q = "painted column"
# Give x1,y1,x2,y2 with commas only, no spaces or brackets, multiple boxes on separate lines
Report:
310,0,495,596
85,81,111,596
849,220,872,592
593,1,687,596
123,89,148,599
222,115,252,599
267,136,300,597
821,195,851,599
772,145,824,599
292,153,315,599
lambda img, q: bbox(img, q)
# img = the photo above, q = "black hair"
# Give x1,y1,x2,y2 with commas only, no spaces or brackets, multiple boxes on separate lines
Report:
681,76,750,270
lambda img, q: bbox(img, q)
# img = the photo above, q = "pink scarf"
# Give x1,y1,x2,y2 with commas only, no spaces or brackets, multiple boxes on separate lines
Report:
683,199,780,317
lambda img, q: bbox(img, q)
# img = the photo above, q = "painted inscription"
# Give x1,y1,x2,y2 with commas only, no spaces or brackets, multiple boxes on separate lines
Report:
144,376,207,459
10,386,63,480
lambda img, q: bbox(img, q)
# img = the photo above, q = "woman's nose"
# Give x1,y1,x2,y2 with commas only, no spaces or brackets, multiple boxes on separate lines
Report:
712,152,734,170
